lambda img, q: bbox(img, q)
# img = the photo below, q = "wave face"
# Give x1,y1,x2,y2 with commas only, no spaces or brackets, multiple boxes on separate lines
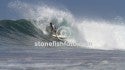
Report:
1,1,125,50
0,19,42,47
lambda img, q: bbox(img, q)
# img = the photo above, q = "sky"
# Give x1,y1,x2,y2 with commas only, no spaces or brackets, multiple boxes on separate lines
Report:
0,0,125,19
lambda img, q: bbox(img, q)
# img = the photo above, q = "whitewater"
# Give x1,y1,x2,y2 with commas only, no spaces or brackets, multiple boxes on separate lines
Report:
7,1,125,50
0,1,125,70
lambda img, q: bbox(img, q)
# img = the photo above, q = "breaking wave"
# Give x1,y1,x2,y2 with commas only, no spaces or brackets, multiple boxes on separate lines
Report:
0,1,125,50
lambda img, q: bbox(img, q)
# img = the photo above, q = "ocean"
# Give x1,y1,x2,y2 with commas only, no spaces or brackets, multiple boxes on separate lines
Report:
0,1,125,70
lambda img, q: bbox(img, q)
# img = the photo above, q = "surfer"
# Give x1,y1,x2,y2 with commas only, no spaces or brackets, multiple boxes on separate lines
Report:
50,22,57,35
49,22,66,40
50,22,64,41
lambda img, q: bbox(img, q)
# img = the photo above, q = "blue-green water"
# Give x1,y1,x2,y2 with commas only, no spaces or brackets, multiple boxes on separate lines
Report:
1,1,125,70
0,18,125,70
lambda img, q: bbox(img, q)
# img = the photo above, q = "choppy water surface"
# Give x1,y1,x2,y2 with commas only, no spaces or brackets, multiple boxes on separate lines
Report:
0,48,125,70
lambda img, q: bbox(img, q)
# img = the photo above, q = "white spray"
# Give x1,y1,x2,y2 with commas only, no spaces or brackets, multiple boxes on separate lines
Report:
9,1,125,50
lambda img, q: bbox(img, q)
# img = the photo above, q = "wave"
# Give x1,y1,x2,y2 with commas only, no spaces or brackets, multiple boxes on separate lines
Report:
0,1,125,50
0,19,42,47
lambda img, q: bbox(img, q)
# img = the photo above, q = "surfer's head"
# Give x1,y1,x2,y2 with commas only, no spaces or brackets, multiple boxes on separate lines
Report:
50,22,52,25
50,22,53,27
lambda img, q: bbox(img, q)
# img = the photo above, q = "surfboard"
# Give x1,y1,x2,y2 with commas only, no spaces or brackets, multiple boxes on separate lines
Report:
52,34,66,40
